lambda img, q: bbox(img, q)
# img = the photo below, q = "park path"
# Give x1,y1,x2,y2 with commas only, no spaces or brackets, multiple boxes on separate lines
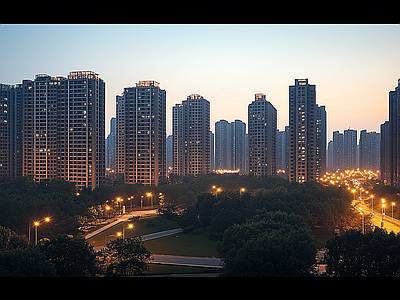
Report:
84,209,157,240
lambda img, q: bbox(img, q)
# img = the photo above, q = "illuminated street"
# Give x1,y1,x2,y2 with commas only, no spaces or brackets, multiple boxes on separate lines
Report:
320,169,400,233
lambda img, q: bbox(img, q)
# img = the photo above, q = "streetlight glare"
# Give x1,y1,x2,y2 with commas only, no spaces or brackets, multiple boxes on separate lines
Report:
34,221,39,226
45,217,50,222
147,193,152,197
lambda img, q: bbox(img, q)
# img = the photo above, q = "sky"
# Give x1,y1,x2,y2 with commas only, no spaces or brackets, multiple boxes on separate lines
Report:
1,24,399,141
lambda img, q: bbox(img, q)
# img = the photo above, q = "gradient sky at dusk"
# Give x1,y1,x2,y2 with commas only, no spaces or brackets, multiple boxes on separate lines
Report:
1,24,399,141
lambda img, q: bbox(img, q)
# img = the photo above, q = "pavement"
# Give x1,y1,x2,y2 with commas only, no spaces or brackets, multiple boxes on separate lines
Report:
86,209,222,269
150,254,223,268
84,209,158,239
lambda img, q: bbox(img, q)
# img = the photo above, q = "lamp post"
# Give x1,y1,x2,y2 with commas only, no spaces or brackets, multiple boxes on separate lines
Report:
382,200,386,229
351,189,356,202
147,193,153,208
105,205,111,219
240,188,245,196
123,223,134,239
29,217,50,245
392,202,396,219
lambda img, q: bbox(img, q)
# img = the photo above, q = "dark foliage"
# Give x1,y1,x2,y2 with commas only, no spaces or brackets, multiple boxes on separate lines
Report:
325,228,400,277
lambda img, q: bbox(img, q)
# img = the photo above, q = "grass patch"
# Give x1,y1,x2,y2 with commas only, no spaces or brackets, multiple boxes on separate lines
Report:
143,231,219,258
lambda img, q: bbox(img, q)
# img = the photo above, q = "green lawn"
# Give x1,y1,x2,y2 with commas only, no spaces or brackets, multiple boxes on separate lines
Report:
144,231,219,258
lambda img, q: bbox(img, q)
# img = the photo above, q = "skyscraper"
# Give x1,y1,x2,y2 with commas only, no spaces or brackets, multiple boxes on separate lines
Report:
172,94,210,176
316,105,327,178
215,119,230,170
106,117,116,172
359,130,380,171
248,93,277,176
0,83,22,178
388,78,400,187
1,71,105,190
380,121,390,184
343,129,357,170
332,131,344,171
116,80,166,186
215,119,246,173
288,79,317,183
57,71,105,190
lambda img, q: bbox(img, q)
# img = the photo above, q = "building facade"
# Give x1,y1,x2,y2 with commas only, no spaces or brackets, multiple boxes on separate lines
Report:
106,117,116,172
359,130,380,172
288,79,317,183
248,93,277,176
172,94,210,176
316,105,327,178
343,129,358,171
116,81,166,186
380,121,390,184
1,71,105,190
388,79,400,187
215,119,246,173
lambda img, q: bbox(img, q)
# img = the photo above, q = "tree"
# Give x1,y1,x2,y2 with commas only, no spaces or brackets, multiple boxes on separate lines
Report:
217,210,316,277
100,237,152,276
0,246,56,277
325,228,400,277
0,225,28,250
39,234,100,277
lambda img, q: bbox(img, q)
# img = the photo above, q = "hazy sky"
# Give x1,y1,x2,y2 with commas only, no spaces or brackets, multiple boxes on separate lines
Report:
1,24,399,141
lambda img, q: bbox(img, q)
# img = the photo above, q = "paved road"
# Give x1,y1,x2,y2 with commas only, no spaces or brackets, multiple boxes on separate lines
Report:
150,254,223,268
355,202,400,233
92,228,183,252
85,209,158,239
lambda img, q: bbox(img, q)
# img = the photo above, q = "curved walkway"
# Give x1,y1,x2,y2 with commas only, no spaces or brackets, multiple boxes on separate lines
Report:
85,209,158,240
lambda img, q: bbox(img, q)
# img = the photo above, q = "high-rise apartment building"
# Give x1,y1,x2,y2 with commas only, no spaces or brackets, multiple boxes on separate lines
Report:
215,119,246,173
343,129,357,171
57,71,105,190
380,121,390,184
316,105,327,178
1,71,105,190
359,130,380,171
172,94,210,176
288,79,317,183
248,93,277,176
106,117,116,172
116,81,166,186
388,79,400,187
0,83,23,178
332,131,344,171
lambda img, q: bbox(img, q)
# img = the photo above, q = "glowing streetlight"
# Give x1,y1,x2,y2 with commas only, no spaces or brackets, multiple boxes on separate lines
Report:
32,217,50,246
105,205,111,219
147,193,153,208
240,188,245,196
351,189,356,201
392,202,396,219
123,223,134,239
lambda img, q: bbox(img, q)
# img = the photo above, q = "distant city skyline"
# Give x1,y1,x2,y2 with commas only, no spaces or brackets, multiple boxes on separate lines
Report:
1,24,399,140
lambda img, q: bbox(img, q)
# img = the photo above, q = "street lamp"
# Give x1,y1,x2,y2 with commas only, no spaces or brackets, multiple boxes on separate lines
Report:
351,189,356,201
32,217,50,246
392,202,396,219
105,205,111,219
147,193,153,208
123,223,134,239
240,188,245,196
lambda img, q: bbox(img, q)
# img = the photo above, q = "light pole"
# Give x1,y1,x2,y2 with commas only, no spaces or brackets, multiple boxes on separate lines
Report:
147,193,153,208
122,223,134,239
392,202,396,219
382,199,386,228
30,217,50,245
240,188,245,196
